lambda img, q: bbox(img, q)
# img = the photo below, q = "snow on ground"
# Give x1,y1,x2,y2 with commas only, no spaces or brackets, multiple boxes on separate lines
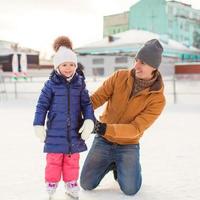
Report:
0,78,200,200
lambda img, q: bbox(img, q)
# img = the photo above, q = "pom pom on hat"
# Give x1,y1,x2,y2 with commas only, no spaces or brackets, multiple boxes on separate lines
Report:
53,36,73,52
53,36,77,69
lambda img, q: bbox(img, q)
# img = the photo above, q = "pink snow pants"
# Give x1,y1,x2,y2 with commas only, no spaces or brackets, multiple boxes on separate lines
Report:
45,153,80,183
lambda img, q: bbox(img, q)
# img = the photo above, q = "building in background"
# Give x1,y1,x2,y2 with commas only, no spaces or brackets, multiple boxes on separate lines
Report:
103,0,200,48
0,40,39,72
103,12,129,37
76,29,200,77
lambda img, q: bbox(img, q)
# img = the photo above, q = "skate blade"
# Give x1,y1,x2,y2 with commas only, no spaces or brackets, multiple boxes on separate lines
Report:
65,192,79,200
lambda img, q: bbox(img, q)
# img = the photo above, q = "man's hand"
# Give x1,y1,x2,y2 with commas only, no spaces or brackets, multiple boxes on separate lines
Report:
79,119,94,140
34,125,46,142
93,120,107,135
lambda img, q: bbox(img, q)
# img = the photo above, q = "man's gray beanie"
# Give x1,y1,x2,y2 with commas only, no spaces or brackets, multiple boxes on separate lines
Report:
135,39,163,68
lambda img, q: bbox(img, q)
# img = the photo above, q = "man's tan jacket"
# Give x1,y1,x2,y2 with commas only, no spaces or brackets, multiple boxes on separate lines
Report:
91,69,166,145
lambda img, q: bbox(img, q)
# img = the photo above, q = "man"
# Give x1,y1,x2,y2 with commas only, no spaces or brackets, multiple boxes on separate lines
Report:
80,39,166,195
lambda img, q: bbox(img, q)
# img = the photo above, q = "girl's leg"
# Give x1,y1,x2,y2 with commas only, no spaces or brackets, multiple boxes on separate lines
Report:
45,153,64,197
63,153,80,199
45,153,64,182
62,153,80,182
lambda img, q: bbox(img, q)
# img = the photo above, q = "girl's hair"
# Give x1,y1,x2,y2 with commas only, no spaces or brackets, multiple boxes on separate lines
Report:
53,36,73,52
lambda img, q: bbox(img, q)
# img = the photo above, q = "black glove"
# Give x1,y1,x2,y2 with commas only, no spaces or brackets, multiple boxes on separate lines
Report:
93,120,107,135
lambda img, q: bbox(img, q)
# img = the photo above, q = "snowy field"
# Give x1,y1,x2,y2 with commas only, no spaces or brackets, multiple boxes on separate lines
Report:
0,77,200,200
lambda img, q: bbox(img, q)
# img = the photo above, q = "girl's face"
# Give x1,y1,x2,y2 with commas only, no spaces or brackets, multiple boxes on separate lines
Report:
58,62,76,77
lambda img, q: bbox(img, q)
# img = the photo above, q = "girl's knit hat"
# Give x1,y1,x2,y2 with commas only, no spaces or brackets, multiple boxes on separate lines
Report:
53,36,77,69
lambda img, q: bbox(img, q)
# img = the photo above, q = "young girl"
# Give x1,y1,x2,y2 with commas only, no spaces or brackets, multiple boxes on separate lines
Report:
33,36,94,199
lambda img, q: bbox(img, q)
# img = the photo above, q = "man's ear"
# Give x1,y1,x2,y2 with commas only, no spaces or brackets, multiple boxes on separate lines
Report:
152,69,157,75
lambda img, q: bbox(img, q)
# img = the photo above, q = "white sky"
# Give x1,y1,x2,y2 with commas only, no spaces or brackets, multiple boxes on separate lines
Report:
0,0,200,57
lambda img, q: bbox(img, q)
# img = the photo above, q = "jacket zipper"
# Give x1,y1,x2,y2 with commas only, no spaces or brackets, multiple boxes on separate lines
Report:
67,82,72,156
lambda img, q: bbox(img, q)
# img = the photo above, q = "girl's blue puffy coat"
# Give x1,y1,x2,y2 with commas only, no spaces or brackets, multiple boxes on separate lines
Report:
33,71,94,154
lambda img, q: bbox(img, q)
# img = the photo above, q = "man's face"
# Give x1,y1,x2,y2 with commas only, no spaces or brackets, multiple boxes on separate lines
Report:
133,59,156,80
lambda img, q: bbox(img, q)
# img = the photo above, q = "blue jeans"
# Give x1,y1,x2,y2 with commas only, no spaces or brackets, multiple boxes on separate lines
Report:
80,135,142,195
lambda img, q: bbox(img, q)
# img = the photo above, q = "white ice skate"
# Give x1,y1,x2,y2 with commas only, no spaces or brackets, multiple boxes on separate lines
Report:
46,182,58,200
65,181,80,199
